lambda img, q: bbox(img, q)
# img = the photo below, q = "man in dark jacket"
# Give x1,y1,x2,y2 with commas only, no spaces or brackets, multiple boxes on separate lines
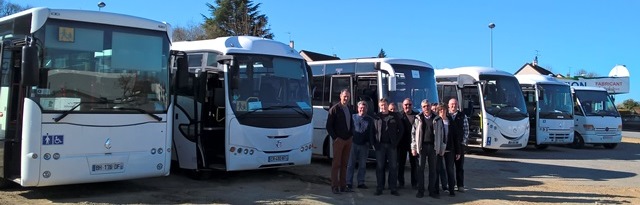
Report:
326,89,354,194
346,101,374,191
371,98,404,196
448,98,469,193
397,98,419,189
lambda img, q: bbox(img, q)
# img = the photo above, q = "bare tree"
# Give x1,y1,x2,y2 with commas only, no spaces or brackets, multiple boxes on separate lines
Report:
173,22,207,41
0,0,30,17
575,69,598,77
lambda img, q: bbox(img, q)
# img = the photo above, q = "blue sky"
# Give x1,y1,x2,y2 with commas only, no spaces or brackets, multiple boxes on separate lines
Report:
20,0,639,103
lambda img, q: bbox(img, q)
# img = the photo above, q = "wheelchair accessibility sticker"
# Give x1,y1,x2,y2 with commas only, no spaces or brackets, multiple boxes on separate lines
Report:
43,135,64,145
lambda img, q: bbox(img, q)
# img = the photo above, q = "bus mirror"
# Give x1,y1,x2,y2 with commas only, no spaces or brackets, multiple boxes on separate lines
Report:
217,55,234,65
388,74,397,91
21,43,39,86
176,55,188,71
537,89,544,101
458,75,475,88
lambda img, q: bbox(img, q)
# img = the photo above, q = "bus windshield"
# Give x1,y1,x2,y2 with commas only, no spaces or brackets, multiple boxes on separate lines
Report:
228,54,312,118
32,19,170,113
481,74,527,120
574,90,619,117
387,64,438,112
538,84,573,119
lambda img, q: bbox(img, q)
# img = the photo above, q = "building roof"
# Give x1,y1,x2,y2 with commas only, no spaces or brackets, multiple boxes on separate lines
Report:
299,50,340,62
514,63,554,76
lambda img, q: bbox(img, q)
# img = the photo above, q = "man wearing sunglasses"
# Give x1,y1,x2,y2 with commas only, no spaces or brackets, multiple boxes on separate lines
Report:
397,98,419,190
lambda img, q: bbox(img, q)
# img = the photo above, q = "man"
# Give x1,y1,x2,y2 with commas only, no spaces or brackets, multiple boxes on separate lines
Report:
371,98,404,196
326,89,354,194
411,100,439,198
397,98,419,189
448,97,469,193
346,101,374,191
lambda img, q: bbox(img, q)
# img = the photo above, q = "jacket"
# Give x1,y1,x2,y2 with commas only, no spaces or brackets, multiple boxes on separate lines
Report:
371,112,404,149
410,111,436,155
433,115,447,156
352,114,374,145
326,103,353,140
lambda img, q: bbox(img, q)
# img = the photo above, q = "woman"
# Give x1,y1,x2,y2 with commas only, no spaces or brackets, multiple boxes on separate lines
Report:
433,104,457,196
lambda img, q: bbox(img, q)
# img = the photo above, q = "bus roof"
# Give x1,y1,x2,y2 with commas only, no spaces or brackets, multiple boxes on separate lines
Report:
572,86,607,92
515,74,568,86
307,58,433,69
0,7,169,34
172,36,302,59
435,66,513,79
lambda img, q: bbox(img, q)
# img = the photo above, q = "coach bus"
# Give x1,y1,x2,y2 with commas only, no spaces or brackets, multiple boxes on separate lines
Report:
170,36,313,177
309,58,438,158
0,8,180,187
516,74,574,150
436,67,529,153
570,86,621,149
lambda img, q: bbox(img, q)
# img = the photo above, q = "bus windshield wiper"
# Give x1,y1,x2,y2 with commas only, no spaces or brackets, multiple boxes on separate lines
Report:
53,99,109,122
93,106,163,121
237,106,277,118
269,105,310,119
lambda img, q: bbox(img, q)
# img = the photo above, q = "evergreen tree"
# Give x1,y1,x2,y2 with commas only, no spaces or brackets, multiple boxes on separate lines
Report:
202,0,273,39
378,48,386,58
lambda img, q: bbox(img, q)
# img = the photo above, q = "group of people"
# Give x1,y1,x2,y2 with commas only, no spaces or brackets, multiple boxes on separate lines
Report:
326,89,469,199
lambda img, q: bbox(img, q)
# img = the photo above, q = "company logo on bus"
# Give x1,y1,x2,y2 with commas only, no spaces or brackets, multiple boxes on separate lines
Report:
276,140,282,148
105,138,112,150
605,127,609,132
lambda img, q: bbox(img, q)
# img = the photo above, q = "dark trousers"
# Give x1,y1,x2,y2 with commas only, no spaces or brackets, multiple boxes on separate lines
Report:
436,152,456,193
375,143,398,192
436,155,448,190
397,144,418,187
417,143,437,194
331,138,352,189
455,148,465,188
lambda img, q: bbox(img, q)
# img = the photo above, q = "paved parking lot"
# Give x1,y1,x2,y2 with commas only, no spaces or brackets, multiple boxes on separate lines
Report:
1,137,639,204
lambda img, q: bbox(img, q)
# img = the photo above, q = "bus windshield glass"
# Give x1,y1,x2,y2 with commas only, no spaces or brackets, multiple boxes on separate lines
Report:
574,90,619,117
387,64,438,112
480,74,527,120
538,84,573,119
32,19,170,113
228,54,312,117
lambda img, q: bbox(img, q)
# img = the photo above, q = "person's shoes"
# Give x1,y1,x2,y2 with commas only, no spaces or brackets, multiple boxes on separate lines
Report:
347,184,353,189
332,188,341,194
429,193,440,199
374,190,382,196
442,187,448,191
339,187,346,192
344,187,354,193
357,184,368,189
416,191,424,198
411,185,418,190
391,191,400,196
449,192,456,197
457,186,466,193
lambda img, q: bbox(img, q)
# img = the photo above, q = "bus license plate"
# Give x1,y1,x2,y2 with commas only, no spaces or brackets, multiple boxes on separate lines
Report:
268,155,289,162
92,162,124,172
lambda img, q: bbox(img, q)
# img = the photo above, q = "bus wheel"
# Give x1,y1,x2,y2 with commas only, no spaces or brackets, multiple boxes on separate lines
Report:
603,143,618,149
570,134,585,149
534,144,549,150
482,148,498,153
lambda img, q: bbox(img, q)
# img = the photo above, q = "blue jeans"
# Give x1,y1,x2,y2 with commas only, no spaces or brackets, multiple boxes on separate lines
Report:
347,143,369,186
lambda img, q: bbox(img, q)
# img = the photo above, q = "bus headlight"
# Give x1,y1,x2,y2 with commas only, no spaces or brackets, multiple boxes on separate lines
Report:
583,124,595,131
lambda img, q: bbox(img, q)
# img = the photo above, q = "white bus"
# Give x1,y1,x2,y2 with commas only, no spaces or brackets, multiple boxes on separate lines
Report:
170,36,313,176
516,75,574,150
436,67,529,153
310,58,438,158
0,8,180,187
570,86,621,149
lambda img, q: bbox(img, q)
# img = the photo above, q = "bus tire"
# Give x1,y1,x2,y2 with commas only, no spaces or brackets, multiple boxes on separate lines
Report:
570,133,585,149
603,143,618,149
482,148,498,153
534,144,548,150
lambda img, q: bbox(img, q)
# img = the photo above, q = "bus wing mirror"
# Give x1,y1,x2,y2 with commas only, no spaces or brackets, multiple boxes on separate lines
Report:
21,43,39,86
388,74,397,91
457,75,475,89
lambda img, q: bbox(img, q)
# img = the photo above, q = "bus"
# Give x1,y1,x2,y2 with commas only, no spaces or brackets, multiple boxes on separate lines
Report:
516,74,574,150
170,36,313,176
435,67,529,153
0,8,181,187
310,58,438,158
570,86,622,149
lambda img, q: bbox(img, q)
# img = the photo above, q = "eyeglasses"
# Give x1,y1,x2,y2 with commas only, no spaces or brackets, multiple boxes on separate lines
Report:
403,104,412,106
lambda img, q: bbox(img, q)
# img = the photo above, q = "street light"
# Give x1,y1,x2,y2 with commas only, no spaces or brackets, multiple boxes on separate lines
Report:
488,23,495,68
98,2,106,11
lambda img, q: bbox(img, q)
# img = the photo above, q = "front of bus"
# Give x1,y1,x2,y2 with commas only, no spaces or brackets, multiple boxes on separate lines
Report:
573,87,622,148
381,59,438,111
536,83,574,145
222,37,313,171
19,9,172,186
480,73,529,149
